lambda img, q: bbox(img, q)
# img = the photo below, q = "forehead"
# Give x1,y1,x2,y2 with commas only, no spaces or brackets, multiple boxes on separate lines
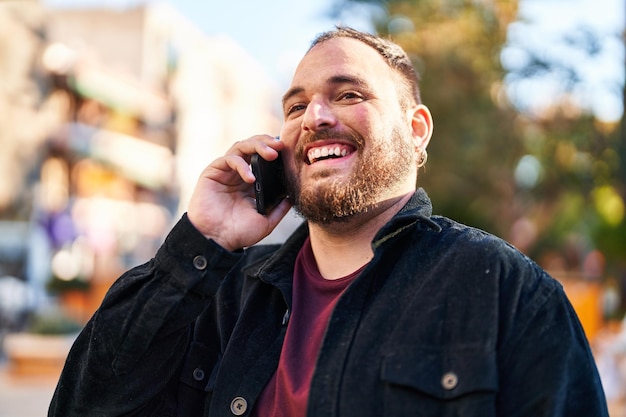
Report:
287,37,397,94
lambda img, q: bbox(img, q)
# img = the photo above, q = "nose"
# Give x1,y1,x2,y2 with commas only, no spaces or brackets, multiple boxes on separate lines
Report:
301,98,336,132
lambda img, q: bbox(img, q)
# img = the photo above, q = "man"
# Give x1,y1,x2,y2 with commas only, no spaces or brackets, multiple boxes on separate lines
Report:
49,27,608,416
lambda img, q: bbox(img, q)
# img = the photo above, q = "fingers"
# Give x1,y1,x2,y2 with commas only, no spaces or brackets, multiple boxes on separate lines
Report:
222,154,256,184
227,135,283,161
187,134,290,250
208,135,284,184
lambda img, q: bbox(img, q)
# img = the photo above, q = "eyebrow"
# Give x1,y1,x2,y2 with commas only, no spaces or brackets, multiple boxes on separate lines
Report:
281,74,370,107
281,86,304,108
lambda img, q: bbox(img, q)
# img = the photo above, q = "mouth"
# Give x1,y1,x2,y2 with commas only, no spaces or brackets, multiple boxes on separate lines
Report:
306,143,355,165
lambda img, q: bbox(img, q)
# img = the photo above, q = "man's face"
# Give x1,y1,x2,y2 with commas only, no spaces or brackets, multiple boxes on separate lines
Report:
279,37,419,224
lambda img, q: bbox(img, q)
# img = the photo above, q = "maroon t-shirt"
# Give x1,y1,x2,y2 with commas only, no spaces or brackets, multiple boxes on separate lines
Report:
253,238,363,417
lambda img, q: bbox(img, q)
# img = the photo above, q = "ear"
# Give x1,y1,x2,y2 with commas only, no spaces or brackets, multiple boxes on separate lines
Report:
409,105,433,151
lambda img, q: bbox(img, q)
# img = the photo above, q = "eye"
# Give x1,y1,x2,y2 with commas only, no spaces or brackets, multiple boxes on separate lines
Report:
337,91,364,103
285,103,307,117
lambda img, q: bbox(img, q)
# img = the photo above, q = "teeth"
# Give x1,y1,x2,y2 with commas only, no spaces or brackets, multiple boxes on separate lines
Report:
307,145,350,164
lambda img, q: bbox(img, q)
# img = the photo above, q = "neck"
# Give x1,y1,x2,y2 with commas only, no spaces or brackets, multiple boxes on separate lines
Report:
307,192,413,280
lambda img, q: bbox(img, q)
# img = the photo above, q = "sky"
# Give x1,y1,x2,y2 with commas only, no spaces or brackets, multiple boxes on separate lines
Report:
41,0,374,88
42,0,624,121
507,0,624,121
167,0,374,85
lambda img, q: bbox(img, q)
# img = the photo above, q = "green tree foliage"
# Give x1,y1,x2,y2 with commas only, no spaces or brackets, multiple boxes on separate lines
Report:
513,109,625,278
502,2,626,281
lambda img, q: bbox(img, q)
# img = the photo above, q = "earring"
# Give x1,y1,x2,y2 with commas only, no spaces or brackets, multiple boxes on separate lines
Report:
417,148,428,168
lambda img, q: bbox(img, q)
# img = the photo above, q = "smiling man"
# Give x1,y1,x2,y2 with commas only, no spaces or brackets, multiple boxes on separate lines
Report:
49,27,608,417
287,36,426,216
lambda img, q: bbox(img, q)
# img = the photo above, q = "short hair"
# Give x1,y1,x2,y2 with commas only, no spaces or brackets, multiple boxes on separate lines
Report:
309,26,422,107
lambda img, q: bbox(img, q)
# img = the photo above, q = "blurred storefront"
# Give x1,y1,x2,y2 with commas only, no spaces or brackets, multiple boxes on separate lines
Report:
0,1,281,368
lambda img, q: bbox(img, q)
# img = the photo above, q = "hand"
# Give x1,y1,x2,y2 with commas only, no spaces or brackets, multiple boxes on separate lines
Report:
187,135,292,251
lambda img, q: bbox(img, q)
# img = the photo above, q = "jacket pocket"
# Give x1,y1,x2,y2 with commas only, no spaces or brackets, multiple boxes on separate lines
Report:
179,341,221,392
176,342,221,416
381,347,498,416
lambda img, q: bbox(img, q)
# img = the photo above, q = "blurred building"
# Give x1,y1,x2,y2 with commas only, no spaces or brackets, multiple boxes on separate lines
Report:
0,1,283,327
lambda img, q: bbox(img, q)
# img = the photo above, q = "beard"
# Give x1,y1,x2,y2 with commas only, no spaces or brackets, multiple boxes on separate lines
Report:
286,125,415,224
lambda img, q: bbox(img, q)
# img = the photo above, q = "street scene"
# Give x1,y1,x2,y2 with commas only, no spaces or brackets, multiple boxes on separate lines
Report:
0,0,624,415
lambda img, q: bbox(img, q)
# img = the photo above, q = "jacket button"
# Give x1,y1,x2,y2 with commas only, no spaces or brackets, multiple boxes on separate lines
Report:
441,372,458,390
192,368,205,381
230,397,247,415
193,255,208,270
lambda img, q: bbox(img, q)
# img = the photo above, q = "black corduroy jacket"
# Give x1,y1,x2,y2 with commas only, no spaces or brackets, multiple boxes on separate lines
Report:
49,189,608,417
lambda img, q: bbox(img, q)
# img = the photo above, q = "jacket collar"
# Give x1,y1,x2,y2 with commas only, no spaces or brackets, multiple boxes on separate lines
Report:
246,188,440,287
372,188,441,249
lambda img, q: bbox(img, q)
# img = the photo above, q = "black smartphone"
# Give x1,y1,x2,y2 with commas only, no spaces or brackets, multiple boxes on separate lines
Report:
251,152,287,215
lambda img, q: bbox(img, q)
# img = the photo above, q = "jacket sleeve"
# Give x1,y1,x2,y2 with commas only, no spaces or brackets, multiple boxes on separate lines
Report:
495,265,609,416
48,214,243,417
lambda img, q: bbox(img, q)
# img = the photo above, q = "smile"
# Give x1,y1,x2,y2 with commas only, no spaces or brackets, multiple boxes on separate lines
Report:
307,144,353,165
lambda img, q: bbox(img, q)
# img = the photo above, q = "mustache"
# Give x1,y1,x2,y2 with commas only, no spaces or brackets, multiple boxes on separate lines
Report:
295,129,365,162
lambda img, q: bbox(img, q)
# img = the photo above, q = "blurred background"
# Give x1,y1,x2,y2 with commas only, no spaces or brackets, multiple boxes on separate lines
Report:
0,0,624,415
